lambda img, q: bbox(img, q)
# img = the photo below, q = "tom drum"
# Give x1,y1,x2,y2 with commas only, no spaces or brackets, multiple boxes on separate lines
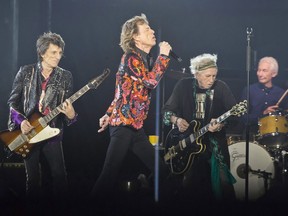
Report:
258,112,288,148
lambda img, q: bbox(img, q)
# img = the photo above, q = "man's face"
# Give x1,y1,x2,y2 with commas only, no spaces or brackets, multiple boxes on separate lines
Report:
195,68,218,89
134,23,156,51
257,61,276,86
41,43,63,69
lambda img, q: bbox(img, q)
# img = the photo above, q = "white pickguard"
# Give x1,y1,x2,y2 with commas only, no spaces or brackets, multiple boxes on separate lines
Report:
29,126,60,144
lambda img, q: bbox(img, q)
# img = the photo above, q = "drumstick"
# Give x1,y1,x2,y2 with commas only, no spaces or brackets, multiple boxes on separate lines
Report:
276,89,288,106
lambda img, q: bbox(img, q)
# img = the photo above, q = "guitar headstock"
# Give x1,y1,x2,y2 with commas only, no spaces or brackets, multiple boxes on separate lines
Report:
88,68,111,89
230,100,247,117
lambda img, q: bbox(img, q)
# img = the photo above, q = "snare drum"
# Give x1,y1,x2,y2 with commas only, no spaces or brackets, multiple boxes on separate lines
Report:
229,142,275,201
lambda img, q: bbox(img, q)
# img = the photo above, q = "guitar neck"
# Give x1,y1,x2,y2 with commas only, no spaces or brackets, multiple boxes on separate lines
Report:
194,109,231,139
42,84,91,124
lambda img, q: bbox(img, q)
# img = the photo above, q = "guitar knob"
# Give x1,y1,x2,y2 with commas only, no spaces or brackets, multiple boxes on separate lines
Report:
23,145,27,148
25,149,30,153
22,153,26,157
19,148,23,152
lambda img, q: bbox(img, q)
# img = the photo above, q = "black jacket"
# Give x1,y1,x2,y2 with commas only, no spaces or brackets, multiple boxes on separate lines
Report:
8,62,74,131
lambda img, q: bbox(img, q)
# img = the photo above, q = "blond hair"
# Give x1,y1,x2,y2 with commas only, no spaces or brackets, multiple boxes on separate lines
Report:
119,14,149,53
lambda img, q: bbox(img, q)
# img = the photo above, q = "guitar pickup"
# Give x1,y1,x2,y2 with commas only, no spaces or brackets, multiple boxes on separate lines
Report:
8,134,29,151
179,139,187,150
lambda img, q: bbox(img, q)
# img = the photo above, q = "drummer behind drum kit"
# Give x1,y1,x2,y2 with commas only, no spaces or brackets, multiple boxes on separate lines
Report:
228,110,288,201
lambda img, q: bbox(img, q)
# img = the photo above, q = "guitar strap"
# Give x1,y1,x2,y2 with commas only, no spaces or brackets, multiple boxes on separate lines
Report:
207,89,214,121
207,82,236,199
40,67,64,112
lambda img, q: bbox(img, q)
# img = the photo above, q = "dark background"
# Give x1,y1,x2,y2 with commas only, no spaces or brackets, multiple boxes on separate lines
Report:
1,0,288,197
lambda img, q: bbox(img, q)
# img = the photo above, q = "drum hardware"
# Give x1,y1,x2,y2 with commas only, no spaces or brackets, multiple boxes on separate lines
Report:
250,169,273,193
226,134,243,145
226,134,257,146
281,150,288,174
262,147,288,186
261,143,283,152
280,150,288,186
229,141,275,201
236,163,272,193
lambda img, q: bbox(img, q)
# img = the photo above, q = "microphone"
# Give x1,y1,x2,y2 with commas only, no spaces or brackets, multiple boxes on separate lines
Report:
170,50,183,63
159,43,182,63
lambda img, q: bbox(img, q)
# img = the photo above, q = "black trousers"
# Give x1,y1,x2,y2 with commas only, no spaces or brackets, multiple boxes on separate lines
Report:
91,126,170,200
23,139,68,199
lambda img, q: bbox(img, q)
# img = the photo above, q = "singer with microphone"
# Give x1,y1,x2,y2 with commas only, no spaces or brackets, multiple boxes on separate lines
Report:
91,13,174,210
159,42,182,63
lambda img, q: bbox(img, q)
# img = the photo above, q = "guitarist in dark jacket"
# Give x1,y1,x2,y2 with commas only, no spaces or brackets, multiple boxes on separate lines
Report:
162,53,237,206
7,32,77,203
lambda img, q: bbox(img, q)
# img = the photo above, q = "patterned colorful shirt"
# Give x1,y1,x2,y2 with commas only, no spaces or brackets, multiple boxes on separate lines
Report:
106,49,170,129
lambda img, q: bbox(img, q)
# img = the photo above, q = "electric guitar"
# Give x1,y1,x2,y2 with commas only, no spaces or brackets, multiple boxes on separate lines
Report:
163,100,247,175
0,68,110,158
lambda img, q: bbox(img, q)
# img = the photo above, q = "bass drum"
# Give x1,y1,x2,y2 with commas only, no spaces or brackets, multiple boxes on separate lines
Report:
228,141,275,201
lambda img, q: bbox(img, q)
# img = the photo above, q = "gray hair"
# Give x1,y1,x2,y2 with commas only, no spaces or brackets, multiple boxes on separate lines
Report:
258,56,279,76
36,32,65,61
189,53,218,75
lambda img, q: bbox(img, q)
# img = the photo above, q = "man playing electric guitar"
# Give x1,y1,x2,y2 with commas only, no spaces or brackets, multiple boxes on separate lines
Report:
6,32,77,206
162,53,237,206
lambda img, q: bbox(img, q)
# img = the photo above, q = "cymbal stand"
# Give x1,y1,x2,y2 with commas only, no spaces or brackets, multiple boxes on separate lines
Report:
281,150,288,184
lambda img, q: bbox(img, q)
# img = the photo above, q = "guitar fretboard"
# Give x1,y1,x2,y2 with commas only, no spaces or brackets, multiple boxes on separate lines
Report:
42,69,110,125
194,110,231,139
43,85,91,124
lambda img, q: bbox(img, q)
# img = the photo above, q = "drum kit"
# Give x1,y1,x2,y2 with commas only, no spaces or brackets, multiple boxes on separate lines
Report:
228,110,288,201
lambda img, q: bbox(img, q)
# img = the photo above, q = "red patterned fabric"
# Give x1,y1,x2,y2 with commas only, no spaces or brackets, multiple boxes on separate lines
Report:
107,50,170,129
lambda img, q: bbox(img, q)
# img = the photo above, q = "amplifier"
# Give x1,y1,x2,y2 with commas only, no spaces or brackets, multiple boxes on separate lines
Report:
0,162,26,198
1,162,25,168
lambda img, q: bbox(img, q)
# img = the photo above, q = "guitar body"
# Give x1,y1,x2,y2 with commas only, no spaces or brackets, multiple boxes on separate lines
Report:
0,112,60,158
163,100,247,175
164,121,206,175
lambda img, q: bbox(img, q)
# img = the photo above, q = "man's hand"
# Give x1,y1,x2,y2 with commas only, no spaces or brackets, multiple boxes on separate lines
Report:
98,114,110,133
208,118,224,132
20,120,34,135
58,99,76,119
263,105,279,115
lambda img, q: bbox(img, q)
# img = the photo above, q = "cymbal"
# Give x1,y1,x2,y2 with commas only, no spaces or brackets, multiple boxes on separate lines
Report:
166,69,192,80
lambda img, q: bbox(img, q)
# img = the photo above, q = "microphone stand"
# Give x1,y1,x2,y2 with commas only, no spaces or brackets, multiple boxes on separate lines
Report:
245,27,253,202
250,169,272,193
